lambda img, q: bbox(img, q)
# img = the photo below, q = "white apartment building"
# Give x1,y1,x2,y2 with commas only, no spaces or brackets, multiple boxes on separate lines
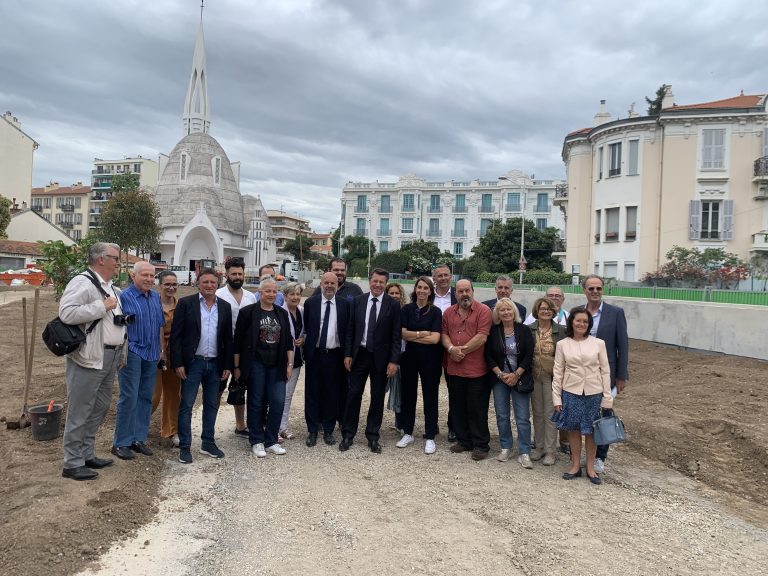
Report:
561,89,768,281
0,111,38,209
340,171,566,258
31,182,91,241
89,156,159,230
267,210,311,261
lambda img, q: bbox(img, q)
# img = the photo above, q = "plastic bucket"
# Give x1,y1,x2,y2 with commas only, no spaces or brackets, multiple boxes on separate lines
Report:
29,404,63,441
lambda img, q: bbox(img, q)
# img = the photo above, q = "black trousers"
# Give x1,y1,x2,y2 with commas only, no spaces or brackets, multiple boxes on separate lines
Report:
400,351,441,439
448,374,491,451
304,348,344,435
342,348,387,443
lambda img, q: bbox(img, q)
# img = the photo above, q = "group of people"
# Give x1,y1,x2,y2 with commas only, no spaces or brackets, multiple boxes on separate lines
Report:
59,244,628,488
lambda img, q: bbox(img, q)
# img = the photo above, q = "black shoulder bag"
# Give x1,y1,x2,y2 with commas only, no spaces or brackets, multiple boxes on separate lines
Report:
42,271,110,356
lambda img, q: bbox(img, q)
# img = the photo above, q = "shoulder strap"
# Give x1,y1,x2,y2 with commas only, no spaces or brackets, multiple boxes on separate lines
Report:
81,269,110,298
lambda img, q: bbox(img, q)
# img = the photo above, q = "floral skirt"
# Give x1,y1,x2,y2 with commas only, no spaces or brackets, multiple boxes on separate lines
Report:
550,391,602,435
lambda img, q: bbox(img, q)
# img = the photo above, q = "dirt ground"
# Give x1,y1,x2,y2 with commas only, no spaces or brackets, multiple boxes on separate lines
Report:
0,286,766,575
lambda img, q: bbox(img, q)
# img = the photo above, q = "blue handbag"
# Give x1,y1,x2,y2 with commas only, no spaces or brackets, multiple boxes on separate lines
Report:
592,413,627,445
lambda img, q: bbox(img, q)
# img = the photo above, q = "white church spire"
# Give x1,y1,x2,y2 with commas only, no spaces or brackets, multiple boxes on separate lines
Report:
182,3,210,135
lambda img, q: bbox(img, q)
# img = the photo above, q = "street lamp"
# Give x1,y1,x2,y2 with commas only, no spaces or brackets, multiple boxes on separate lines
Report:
498,175,527,285
366,217,372,277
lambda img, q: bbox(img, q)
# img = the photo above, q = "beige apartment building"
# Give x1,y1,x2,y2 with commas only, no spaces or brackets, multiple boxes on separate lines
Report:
0,111,38,209
267,210,310,261
561,89,768,281
90,156,158,231
31,182,91,241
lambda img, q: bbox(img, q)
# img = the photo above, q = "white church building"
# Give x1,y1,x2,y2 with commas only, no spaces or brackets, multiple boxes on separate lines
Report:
152,16,275,270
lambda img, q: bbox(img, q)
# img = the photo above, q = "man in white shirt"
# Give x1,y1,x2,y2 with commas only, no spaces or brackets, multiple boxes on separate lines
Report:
432,263,457,442
524,286,569,326
215,258,257,437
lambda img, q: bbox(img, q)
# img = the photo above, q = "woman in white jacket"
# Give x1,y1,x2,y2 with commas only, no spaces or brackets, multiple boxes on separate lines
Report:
551,308,613,485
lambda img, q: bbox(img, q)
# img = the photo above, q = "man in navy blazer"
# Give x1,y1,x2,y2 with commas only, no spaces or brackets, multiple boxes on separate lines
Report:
482,274,526,321
340,268,402,453
303,272,350,447
170,269,233,464
582,274,629,473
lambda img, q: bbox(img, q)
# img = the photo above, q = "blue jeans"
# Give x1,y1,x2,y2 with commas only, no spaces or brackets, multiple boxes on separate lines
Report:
247,360,285,447
114,350,158,447
492,381,531,453
177,357,221,449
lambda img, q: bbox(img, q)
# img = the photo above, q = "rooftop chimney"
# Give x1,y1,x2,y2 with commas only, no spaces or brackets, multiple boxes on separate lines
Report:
661,85,675,110
593,99,612,126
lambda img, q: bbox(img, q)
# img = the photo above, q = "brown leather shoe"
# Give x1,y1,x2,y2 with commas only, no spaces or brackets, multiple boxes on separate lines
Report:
471,449,489,461
450,444,467,453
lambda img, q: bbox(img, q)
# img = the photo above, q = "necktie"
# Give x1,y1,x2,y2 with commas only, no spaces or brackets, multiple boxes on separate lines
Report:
366,297,378,351
319,300,331,351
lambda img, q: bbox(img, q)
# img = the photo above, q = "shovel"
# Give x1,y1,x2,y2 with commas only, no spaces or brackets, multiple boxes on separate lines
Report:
7,289,39,429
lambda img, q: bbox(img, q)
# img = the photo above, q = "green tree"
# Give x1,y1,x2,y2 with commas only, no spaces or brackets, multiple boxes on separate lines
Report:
37,238,93,299
460,256,488,281
471,218,562,274
99,175,160,260
283,235,314,261
342,234,375,261
371,251,409,274
645,84,669,115
331,227,341,257
642,245,747,288
0,196,12,239
749,252,768,290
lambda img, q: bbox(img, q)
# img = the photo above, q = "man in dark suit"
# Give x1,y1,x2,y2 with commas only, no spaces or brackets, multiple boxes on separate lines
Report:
482,274,526,320
340,268,401,453
303,271,350,447
312,257,364,302
582,274,629,474
432,263,457,441
171,268,233,465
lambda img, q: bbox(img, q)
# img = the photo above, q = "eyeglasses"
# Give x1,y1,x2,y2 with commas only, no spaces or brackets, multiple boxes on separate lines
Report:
162,283,178,288
539,307,553,312
587,287,603,292
104,255,119,261
546,294,563,299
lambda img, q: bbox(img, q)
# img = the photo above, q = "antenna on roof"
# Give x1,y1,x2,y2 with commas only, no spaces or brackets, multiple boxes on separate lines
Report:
200,0,204,21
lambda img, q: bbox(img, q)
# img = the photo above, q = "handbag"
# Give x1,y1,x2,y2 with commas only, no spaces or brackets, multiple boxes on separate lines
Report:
592,412,627,445
504,357,533,394
226,376,247,406
386,368,401,413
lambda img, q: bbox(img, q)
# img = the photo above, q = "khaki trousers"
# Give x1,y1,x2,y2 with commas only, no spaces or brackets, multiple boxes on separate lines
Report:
152,368,181,438
530,370,558,455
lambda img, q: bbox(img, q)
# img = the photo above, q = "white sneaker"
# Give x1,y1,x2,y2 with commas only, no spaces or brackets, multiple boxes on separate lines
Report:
518,453,533,469
251,443,267,458
171,433,180,448
424,439,436,454
267,443,286,455
496,448,511,462
396,434,414,448
594,458,605,473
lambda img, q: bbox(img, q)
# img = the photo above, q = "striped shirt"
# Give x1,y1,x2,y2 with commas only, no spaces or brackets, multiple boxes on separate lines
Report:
120,284,165,362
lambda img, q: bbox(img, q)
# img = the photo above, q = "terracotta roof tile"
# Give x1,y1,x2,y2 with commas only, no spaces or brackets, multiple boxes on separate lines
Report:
566,127,591,137
0,240,44,256
31,185,91,197
665,94,765,111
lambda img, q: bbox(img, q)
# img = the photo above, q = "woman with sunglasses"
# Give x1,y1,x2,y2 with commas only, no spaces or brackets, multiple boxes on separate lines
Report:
152,271,182,447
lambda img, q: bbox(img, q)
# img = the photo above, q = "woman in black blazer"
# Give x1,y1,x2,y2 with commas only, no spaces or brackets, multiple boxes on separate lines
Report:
485,297,534,468
233,277,293,458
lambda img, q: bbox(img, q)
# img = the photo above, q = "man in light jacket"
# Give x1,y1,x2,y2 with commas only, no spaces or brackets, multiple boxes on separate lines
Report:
59,242,125,481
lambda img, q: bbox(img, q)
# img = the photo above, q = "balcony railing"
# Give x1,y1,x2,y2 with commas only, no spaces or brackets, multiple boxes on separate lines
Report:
505,204,521,212
377,229,391,236
401,204,416,213
378,206,392,214
60,204,75,212
427,206,442,213
754,156,768,178
534,204,551,213
31,205,43,212
608,168,621,177
452,205,467,213
426,229,442,237
354,206,368,214
451,229,467,237
60,222,74,229
478,204,495,214
354,229,368,236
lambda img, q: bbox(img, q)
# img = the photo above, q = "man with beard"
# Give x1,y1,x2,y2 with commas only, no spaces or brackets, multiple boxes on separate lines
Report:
313,258,363,302
216,257,257,437
441,279,492,460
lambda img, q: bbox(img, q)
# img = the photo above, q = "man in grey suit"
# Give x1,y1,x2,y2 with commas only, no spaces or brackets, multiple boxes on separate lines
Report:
582,274,629,473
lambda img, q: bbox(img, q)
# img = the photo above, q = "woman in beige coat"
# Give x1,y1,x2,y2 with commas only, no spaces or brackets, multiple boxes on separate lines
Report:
551,308,613,484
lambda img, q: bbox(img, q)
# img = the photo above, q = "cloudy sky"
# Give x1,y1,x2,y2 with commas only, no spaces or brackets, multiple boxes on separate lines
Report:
2,0,766,232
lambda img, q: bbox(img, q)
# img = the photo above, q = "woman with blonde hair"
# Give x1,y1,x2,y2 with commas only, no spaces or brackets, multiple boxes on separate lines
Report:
485,297,534,468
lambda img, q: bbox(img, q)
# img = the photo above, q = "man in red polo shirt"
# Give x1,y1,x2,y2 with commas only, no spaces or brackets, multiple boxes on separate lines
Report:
441,279,492,460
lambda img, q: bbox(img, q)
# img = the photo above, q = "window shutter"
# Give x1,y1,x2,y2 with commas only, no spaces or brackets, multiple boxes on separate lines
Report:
689,200,701,240
722,200,734,240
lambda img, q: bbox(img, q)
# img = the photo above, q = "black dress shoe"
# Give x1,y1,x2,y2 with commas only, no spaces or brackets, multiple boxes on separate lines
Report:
368,440,382,454
131,441,153,456
84,456,114,469
339,437,353,452
447,429,457,443
562,469,583,480
323,432,337,446
306,432,318,447
62,466,98,481
111,445,135,460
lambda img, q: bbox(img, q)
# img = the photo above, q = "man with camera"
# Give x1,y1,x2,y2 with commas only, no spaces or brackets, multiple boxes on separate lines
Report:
59,242,124,480
112,261,165,460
